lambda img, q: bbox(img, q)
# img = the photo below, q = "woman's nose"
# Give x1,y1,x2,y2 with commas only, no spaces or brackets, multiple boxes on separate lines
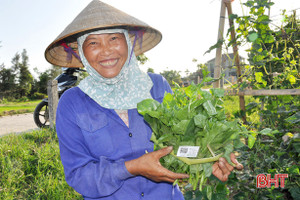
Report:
100,42,113,56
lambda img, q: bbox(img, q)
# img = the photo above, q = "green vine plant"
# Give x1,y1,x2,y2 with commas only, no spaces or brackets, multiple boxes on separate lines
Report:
206,1,299,199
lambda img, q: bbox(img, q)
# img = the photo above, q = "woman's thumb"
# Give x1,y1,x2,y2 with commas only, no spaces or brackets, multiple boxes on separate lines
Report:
157,146,173,158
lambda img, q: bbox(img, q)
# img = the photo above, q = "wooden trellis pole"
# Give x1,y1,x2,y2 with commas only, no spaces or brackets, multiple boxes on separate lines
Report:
224,0,247,123
213,0,247,123
213,0,226,89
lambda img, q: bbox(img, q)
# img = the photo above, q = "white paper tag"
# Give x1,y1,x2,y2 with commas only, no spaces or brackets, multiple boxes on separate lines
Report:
177,146,200,157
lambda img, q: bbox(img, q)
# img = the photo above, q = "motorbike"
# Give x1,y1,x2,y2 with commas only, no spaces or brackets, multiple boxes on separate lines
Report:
34,67,85,128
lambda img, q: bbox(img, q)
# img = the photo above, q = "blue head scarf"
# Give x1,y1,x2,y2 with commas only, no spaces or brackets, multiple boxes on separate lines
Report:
77,29,153,109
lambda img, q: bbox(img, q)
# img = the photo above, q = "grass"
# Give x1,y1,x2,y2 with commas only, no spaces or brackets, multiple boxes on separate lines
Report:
223,95,260,125
0,100,41,116
0,128,83,199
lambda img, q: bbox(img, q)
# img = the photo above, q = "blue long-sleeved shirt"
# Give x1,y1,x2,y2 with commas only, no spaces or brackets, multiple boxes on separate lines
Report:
56,73,184,200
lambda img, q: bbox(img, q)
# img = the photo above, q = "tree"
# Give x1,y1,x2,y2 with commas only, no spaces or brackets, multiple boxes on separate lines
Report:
147,68,154,73
10,50,34,97
18,49,34,96
160,70,182,86
0,43,17,97
0,64,17,96
34,65,63,94
136,54,149,65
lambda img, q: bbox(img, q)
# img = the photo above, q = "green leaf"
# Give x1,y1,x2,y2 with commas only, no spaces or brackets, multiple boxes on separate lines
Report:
210,88,225,98
288,74,296,84
157,133,175,144
223,143,234,164
253,55,265,62
248,32,258,42
244,0,254,7
260,128,272,135
246,102,258,111
205,185,213,200
184,86,193,98
229,14,238,20
172,120,190,135
203,163,213,178
287,165,300,175
203,100,217,116
262,34,275,43
259,128,280,138
202,69,210,78
200,90,212,100
190,164,202,174
233,138,245,148
164,92,173,102
203,76,214,83
285,112,300,124
257,15,271,24
205,39,224,54
194,113,207,128
255,72,264,83
137,99,159,115
248,132,257,149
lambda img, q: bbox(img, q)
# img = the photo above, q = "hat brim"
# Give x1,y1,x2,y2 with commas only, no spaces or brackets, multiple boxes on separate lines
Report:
44,0,162,68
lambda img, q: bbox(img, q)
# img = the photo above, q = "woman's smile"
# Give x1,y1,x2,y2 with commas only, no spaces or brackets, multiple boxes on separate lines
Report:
99,58,119,67
82,33,128,78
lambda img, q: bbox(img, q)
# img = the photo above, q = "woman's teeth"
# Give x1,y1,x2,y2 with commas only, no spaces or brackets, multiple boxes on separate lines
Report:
100,59,118,66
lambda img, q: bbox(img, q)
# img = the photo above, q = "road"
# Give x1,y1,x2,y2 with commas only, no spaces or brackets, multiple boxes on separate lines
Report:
0,113,39,137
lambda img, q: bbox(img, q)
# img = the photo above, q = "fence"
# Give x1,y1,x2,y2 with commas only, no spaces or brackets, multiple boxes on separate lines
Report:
224,88,300,124
47,80,58,129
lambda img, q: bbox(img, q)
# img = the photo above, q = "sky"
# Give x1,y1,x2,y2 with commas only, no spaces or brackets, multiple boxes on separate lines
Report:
0,0,299,78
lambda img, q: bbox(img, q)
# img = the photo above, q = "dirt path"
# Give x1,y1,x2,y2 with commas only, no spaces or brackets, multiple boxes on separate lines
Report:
0,113,39,137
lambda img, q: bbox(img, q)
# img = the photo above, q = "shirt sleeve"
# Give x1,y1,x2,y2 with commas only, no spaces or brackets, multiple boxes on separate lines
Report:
161,75,173,94
56,91,134,198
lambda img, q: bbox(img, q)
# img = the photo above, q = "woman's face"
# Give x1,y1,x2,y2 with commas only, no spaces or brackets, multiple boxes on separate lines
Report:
82,33,128,78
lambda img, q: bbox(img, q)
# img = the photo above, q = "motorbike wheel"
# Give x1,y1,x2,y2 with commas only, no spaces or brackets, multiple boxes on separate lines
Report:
34,101,50,128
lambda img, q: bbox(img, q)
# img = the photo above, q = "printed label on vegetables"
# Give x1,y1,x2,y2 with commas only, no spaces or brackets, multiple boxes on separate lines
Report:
177,146,200,157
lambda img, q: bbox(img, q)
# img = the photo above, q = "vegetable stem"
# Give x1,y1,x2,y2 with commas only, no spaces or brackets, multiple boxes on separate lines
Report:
170,152,223,165
207,144,215,157
151,133,223,165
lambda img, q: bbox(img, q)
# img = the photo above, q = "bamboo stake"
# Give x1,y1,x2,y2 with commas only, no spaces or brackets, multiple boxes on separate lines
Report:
213,0,227,88
225,1,247,124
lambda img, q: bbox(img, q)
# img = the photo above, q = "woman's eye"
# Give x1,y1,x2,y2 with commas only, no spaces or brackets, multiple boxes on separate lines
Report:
89,41,97,45
111,36,118,41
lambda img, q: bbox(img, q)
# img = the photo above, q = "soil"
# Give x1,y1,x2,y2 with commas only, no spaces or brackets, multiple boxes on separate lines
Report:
0,113,39,137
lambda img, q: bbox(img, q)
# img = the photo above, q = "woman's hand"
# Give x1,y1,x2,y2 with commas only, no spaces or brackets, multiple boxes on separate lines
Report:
212,153,243,182
125,146,189,183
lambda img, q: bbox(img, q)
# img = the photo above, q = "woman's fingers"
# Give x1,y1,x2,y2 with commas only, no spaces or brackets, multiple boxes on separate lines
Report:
126,146,189,183
158,169,189,183
219,158,232,173
230,153,243,170
213,153,244,182
145,161,189,183
212,161,228,182
222,157,234,171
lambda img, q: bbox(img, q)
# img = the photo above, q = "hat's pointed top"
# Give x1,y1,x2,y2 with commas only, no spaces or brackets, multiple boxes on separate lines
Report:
45,0,162,68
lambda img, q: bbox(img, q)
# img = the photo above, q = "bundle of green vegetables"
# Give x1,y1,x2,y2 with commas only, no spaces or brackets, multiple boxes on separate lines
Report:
137,80,248,198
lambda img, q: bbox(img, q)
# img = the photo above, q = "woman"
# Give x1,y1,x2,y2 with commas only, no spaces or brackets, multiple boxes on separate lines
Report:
45,1,243,199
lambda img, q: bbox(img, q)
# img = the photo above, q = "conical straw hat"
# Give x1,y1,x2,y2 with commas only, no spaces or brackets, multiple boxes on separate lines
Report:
45,0,162,68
